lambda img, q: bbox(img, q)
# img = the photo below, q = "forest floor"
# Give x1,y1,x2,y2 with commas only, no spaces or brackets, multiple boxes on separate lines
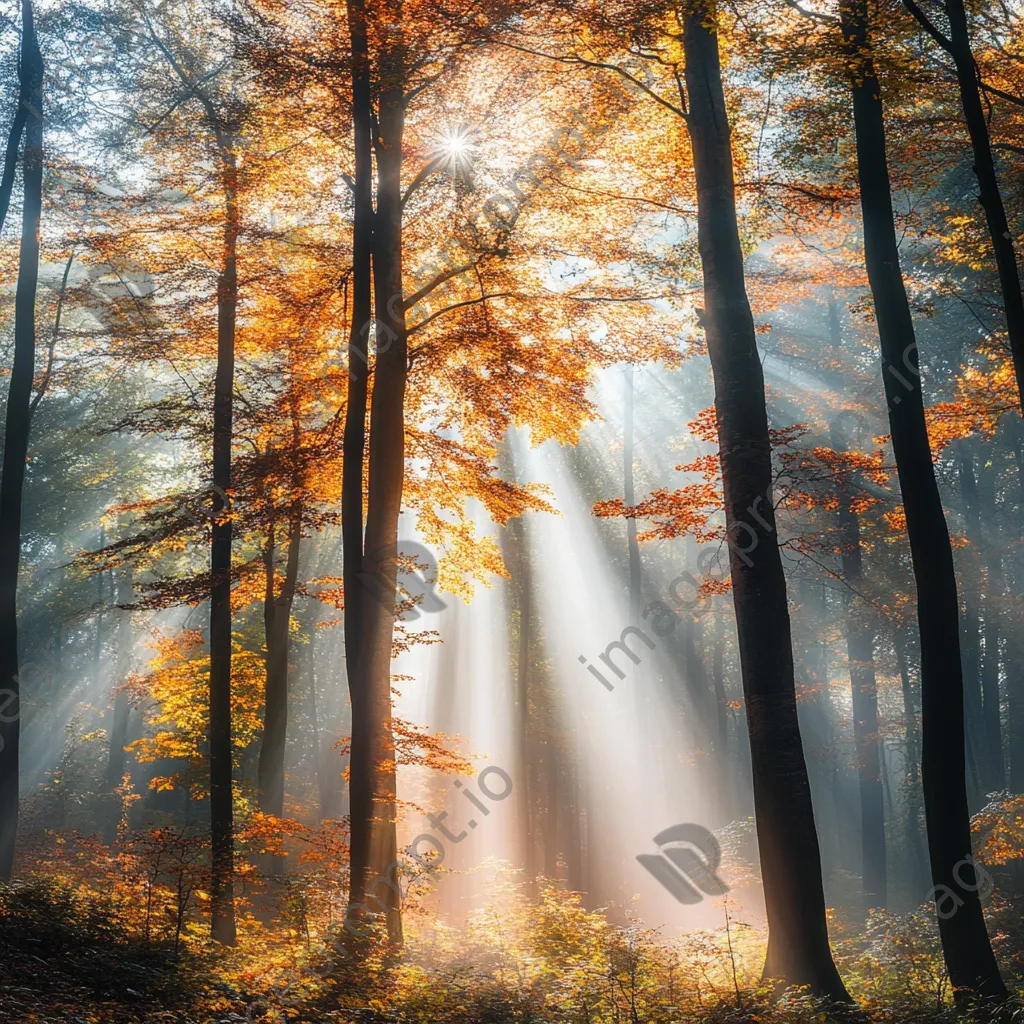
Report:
0,876,1019,1023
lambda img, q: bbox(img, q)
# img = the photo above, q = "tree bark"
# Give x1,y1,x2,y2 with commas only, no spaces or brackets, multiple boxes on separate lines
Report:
257,499,302,818
681,6,849,999
0,0,42,880
840,0,1006,999
346,11,406,942
208,144,238,946
341,0,374,928
104,562,134,843
831,430,886,912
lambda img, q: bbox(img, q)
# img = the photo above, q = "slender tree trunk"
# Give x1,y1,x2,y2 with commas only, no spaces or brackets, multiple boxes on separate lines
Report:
827,289,842,349
257,501,302,817
832,437,886,912
567,758,583,893
305,620,327,822
341,0,374,927
681,6,848,999
93,526,105,676
544,728,559,879
981,568,1005,790
896,633,930,889
712,609,728,755
902,0,1024,414
840,0,1005,999
0,0,42,880
347,16,406,942
960,441,1005,790
1008,636,1024,792
505,511,536,893
0,102,26,239
623,366,641,622
104,562,134,842
208,146,238,946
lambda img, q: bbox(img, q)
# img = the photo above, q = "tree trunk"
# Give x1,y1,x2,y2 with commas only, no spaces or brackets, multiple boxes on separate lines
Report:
958,442,990,801
959,440,1005,791
341,0,374,928
505,510,536,893
257,501,302,818
544,730,559,879
712,609,728,756
832,433,886,912
104,562,134,842
681,5,848,999
827,289,842,349
915,0,1024,414
840,0,1005,999
896,632,930,890
623,365,641,623
0,0,42,880
346,15,406,942
208,145,238,946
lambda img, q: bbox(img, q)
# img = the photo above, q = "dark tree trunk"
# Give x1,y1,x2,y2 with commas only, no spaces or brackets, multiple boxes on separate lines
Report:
0,102,26,239
257,501,302,818
840,0,1006,999
0,0,42,880
208,145,238,946
832,432,886,912
681,6,848,1000
346,18,406,943
341,0,374,927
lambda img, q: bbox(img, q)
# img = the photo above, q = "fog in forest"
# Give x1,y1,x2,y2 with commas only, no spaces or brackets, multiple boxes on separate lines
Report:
0,0,1023,1020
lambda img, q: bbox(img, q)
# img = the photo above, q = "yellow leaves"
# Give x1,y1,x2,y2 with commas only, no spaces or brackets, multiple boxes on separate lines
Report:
128,629,266,793
973,795,1024,866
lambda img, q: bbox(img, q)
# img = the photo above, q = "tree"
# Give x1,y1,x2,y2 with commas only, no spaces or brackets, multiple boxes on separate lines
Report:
831,423,886,914
0,0,43,879
900,0,1024,416
679,4,848,998
837,0,1006,1000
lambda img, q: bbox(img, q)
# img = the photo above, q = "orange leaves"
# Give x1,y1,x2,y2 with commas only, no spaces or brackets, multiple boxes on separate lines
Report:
883,506,907,534
594,482,724,543
973,795,1024,867
687,405,719,443
926,357,1021,455
336,719,474,778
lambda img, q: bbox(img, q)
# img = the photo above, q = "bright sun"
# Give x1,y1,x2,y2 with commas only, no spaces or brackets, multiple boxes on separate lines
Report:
440,132,471,158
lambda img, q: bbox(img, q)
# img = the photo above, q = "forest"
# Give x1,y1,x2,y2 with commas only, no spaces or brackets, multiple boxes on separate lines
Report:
1,0,1024,1019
